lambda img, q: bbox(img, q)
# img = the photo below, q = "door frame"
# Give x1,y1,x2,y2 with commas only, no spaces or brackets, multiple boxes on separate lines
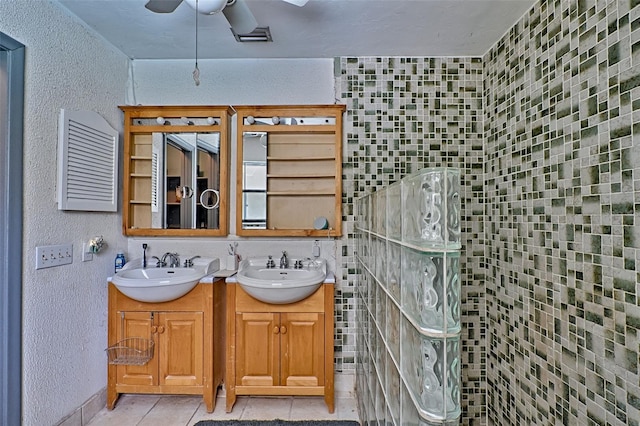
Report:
0,32,25,426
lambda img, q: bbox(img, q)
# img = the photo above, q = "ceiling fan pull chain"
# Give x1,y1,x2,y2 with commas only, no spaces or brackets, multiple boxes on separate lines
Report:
193,66,200,86
193,0,201,86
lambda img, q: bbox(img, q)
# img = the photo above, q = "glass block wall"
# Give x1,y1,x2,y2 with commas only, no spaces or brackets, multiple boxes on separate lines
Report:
355,168,462,425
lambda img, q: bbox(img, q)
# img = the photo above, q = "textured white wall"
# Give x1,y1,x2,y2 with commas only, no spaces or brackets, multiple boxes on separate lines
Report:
130,58,336,105
0,1,129,424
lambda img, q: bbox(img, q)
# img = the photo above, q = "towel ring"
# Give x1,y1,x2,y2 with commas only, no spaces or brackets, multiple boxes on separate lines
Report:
200,188,220,210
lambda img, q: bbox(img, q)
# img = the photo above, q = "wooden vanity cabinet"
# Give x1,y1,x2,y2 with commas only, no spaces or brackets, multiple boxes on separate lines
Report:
226,282,335,413
107,282,226,413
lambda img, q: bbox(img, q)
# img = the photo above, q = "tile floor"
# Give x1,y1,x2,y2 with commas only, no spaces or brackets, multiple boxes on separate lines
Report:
86,394,360,425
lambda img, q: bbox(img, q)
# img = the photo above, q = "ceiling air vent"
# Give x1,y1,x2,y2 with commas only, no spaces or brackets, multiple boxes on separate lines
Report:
57,109,119,212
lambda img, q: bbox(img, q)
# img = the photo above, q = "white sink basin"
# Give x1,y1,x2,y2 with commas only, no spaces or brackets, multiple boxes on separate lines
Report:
112,257,219,303
236,257,327,304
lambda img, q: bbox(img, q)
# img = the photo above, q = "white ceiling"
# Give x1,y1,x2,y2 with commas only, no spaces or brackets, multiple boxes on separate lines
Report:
55,0,536,60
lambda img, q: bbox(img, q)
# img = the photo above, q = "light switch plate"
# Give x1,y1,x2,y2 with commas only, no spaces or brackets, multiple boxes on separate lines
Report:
35,244,73,269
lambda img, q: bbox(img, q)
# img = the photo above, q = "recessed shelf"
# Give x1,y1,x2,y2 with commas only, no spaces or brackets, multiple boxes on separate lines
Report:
121,105,232,236
235,104,345,237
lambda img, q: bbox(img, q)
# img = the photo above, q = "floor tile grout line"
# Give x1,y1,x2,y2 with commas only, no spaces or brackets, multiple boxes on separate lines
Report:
135,395,162,426
186,401,204,426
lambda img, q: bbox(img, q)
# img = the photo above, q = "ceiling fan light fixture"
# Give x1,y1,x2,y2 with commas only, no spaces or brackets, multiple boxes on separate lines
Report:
282,0,310,6
231,26,272,42
184,0,227,15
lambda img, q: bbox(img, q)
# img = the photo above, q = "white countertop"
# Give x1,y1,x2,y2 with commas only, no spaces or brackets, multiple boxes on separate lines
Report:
109,271,335,284
224,271,335,284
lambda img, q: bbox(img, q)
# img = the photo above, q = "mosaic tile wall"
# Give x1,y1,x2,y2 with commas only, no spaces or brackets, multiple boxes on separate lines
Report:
336,57,486,424
484,0,640,425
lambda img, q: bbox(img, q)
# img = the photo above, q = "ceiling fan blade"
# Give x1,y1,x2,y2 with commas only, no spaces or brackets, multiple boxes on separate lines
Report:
145,0,183,13
281,0,309,6
221,0,258,34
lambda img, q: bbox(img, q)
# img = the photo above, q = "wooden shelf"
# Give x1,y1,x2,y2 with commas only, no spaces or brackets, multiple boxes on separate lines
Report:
267,191,335,196
131,156,152,160
267,174,335,179
130,199,151,204
128,125,221,133
130,173,152,178
238,125,336,133
267,156,335,161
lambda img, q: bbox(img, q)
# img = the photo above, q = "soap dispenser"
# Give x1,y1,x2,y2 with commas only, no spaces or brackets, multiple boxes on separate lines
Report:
114,251,126,273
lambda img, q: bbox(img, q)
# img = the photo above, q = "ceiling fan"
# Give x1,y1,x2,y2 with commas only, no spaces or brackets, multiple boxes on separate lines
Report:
145,0,309,35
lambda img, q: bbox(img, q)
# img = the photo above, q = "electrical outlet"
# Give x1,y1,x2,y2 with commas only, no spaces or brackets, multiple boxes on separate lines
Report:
312,240,321,257
35,244,73,269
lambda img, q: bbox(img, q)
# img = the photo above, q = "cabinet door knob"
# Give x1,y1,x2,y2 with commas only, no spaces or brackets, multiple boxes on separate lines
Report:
157,326,165,334
273,326,280,334
151,326,158,334
280,325,287,334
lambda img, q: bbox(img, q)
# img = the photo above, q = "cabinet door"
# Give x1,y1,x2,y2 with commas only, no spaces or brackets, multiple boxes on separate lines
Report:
116,311,158,386
280,312,325,387
158,312,203,387
235,312,279,386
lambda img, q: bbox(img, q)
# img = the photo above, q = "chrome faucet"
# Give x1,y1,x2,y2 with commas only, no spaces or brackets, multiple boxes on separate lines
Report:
184,255,200,267
151,255,163,267
142,243,148,268
161,252,180,268
279,251,289,269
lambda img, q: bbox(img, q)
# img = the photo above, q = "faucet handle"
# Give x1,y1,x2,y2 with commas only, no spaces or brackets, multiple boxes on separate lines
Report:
184,255,200,267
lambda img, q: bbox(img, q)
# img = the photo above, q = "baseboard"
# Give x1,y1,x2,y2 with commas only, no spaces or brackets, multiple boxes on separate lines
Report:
334,371,356,398
56,387,106,426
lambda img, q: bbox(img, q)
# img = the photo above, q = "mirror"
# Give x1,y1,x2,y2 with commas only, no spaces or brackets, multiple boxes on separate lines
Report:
241,132,267,229
120,105,232,237
156,132,221,229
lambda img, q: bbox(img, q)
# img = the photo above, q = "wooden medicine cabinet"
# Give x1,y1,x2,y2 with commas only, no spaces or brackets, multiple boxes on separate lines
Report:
235,105,345,237
120,106,233,236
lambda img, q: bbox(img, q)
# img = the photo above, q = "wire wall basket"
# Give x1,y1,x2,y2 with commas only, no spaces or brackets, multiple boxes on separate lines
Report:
106,337,154,366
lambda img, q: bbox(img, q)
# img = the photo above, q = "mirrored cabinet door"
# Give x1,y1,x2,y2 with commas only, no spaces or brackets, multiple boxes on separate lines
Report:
235,105,345,237
120,106,232,237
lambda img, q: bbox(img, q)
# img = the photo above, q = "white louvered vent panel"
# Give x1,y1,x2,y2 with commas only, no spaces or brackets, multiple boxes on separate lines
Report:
151,150,159,212
58,109,119,212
